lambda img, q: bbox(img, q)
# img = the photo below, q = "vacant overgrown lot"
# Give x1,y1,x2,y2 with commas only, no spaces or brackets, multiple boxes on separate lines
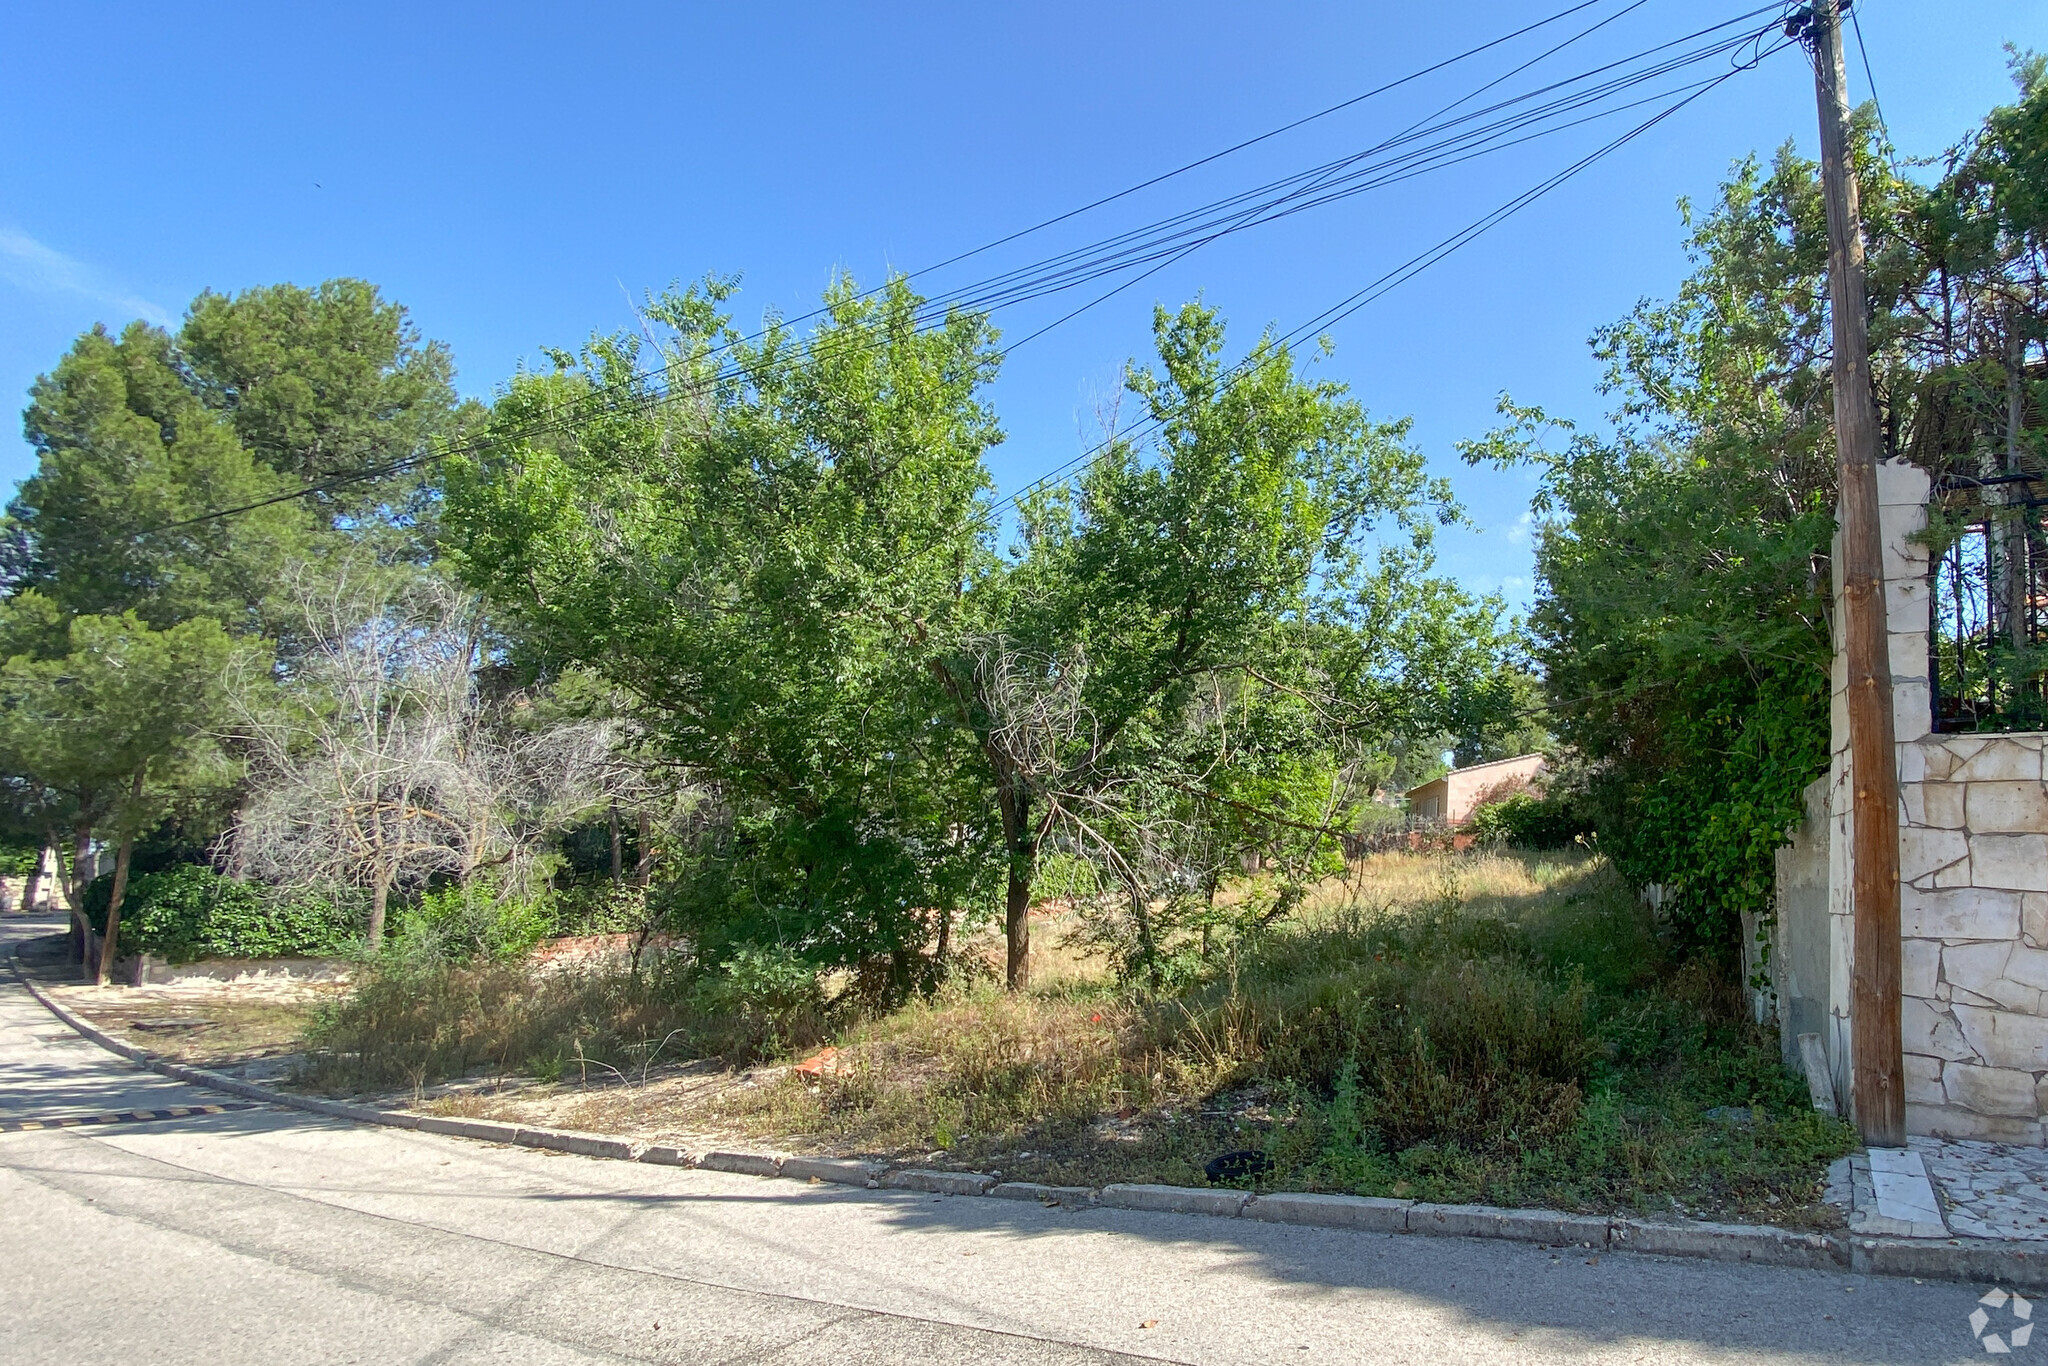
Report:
294,850,1851,1223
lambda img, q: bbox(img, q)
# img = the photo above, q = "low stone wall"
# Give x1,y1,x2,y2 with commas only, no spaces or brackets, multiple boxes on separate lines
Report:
80,928,352,987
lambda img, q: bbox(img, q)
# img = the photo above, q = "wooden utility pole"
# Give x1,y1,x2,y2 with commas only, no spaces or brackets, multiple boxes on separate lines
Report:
1806,0,1905,1146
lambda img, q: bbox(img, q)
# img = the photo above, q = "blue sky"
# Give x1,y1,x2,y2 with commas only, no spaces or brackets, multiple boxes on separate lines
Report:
2,1,2042,608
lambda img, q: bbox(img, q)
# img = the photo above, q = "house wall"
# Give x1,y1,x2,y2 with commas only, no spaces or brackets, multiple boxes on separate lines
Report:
1408,778,1449,823
1791,459,2048,1143
1433,757,1540,823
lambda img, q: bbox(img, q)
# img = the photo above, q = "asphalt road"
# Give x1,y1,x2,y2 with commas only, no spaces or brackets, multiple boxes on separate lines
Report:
0,911,2010,1365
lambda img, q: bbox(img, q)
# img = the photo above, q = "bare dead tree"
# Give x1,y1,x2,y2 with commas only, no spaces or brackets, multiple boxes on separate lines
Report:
231,564,624,945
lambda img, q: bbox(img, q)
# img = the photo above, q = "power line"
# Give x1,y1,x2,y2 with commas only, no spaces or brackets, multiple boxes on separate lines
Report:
967,46,1785,542
133,3,1788,540
1846,6,1902,177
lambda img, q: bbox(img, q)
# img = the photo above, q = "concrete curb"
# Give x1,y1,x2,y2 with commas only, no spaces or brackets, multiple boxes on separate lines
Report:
14,938,2045,1289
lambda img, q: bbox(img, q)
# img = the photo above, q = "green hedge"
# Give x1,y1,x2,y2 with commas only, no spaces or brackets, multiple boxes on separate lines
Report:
83,866,359,963
1467,790,1594,849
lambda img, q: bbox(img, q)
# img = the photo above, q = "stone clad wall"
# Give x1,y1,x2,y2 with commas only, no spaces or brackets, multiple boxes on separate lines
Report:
1804,459,2048,1143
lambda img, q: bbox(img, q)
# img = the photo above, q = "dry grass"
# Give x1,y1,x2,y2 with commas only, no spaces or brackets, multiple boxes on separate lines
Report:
41,980,336,1069
177,848,1851,1223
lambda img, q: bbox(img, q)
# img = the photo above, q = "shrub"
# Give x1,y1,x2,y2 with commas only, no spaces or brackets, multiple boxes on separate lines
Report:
1468,790,1592,848
0,843,40,879
394,881,557,965
690,944,826,1055
83,866,357,962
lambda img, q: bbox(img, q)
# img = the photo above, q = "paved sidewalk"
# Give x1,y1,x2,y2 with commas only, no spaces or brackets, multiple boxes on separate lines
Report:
1918,1137,2048,1240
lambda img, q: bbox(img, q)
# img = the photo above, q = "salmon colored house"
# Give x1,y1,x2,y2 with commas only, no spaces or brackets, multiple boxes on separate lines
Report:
1403,753,1547,826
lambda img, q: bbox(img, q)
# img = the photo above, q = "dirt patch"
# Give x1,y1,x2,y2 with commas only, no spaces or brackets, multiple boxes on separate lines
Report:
17,931,337,1072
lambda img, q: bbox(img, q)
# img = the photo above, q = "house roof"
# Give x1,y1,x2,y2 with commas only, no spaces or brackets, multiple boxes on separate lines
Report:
1403,752,1545,801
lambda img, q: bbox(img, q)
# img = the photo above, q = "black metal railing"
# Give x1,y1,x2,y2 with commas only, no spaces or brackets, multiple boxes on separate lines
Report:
1929,473,2048,733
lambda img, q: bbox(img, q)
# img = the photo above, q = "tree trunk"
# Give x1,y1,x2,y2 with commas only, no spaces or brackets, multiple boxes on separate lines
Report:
367,867,392,949
67,824,93,980
95,831,138,988
634,812,654,885
1004,855,1034,991
25,849,44,916
608,801,624,887
999,789,1037,991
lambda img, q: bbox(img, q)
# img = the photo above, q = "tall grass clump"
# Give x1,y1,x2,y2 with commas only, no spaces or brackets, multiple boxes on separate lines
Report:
298,949,830,1095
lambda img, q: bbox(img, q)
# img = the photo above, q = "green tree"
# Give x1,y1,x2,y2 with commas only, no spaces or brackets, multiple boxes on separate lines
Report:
935,302,1489,985
448,284,1510,990
1462,76,2048,949
0,609,253,981
181,278,481,539
9,321,316,633
446,275,1004,981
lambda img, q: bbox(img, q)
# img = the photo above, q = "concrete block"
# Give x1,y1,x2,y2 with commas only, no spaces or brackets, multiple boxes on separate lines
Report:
1900,827,1970,883
1907,1100,2047,1144
2027,894,2048,950
1972,835,2048,892
699,1150,785,1177
1493,1208,1611,1246
1951,1003,2048,1074
1902,938,1941,997
1400,1204,1605,1245
416,1116,523,1144
1903,997,1974,1062
1099,1183,1249,1217
781,1156,882,1186
1950,983,2004,1010
638,1146,695,1166
1877,457,1931,508
882,1168,997,1197
1904,887,2022,941
1922,742,1963,781
516,1127,638,1160
1888,632,1928,688
1243,1192,1411,1233
1861,1147,1948,1238
989,1182,1097,1206
1986,941,2048,997
1944,1061,2045,1118
1954,740,2044,784
1966,781,2048,834
1417,1204,1515,1236
1903,1052,1946,1106
1612,1219,1841,1270
1885,573,1929,622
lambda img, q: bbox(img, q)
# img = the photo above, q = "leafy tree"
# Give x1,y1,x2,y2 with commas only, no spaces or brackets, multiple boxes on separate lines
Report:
9,322,316,633
0,609,252,981
1467,72,2048,951
935,302,1490,985
447,275,1003,985
448,283,1511,990
181,278,481,539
